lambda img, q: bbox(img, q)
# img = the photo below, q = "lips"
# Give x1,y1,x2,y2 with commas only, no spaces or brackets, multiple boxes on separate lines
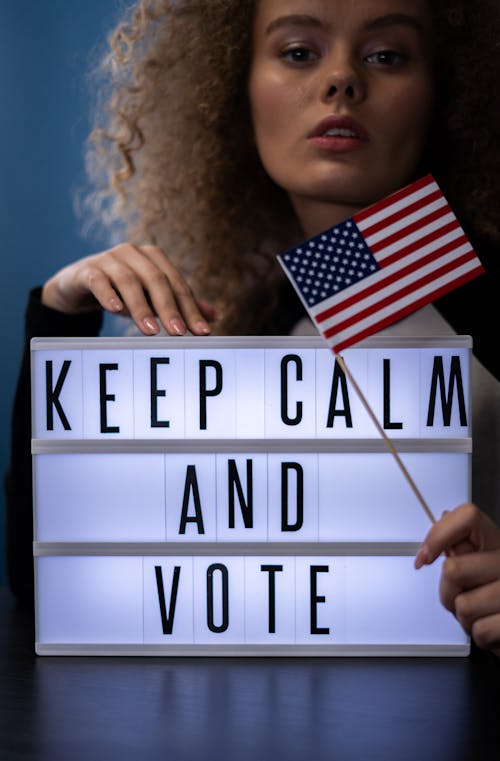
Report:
308,115,369,142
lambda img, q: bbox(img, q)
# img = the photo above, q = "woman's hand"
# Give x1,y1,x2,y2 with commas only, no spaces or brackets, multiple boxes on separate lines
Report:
415,503,500,656
41,243,218,336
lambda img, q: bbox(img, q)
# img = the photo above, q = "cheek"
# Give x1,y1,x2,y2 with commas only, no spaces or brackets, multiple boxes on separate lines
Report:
389,82,434,149
249,66,305,139
249,70,286,136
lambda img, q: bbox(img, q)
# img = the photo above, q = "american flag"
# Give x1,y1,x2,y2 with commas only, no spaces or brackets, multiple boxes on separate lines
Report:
278,174,485,354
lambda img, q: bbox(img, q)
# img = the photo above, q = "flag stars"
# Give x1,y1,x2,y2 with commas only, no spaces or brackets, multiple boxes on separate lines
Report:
280,216,381,308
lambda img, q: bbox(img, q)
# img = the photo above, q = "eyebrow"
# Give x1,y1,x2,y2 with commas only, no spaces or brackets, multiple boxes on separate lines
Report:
265,12,425,37
364,13,425,35
265,14,323,36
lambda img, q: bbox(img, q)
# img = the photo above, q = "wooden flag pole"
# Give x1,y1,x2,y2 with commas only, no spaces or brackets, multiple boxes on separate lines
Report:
336,354,437,525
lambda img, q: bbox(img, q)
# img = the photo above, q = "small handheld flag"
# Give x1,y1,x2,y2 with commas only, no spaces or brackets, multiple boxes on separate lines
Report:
278,174,485,526
278,174,485,355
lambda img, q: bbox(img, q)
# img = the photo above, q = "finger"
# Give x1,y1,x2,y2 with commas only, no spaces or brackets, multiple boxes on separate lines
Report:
139,245,212,335
444,551,500,590
439,551,500,612
451,539,477,556
470,612,500,653
102,256,162,335
80,265,125,315
148,268,210,336
453,579,500,635
415,503,500,568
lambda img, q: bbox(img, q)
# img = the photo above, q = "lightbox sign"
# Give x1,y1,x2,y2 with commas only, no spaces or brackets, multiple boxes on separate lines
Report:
32,336,471,655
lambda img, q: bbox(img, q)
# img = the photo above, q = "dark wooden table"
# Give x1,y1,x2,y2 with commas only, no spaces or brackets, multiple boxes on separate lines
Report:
1,586,499,760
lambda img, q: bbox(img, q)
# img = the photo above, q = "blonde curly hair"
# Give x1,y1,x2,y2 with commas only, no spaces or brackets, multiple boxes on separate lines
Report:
84,0,500,334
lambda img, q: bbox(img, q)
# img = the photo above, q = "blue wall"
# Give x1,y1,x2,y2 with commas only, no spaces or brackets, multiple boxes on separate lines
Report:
0,1,122,584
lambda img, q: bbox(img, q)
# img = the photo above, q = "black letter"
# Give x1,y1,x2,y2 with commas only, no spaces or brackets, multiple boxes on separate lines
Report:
207,563,229,633
45,360,71,430
228,459,253,528
280,354,303,425
261,565,283,633
179,465,205,534
426,355,467,427
310,565,330,634
383,358,402,430
155,565,181,634
99,363,119,433
326,361,352,428
150,357,170,428
281,462,304,532
199,360,223,429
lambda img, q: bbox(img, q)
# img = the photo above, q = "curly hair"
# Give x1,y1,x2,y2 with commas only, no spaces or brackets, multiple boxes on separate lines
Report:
84,0,500,334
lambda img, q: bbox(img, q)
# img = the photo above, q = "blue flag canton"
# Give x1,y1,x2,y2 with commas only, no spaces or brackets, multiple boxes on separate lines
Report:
280,219,380,308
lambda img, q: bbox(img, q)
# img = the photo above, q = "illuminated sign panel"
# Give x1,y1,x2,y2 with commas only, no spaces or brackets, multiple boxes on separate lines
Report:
32,336,471,655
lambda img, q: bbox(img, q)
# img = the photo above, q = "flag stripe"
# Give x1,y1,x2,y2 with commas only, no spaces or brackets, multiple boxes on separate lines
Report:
353,174,435,224
365,205,452,253
329,264,484,354
357,188,445,240
321,255,484,351
320,247,479,337
313,234,471,323
322,248,480,340
373,219,462,267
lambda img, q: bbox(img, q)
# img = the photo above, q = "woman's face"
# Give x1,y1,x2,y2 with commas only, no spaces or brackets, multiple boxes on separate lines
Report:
249,0,434,234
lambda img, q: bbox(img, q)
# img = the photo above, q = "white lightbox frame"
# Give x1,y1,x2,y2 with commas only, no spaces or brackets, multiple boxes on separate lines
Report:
31,335,472,656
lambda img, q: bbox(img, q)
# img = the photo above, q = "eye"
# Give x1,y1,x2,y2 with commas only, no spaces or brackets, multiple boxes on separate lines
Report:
365,49,405,66
280,45,320,64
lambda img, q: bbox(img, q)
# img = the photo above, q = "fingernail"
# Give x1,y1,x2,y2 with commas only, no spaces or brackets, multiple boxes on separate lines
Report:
414,545,430,570
142,317,160,335
195,320,211,335
108,298,123,312
169,318,186,336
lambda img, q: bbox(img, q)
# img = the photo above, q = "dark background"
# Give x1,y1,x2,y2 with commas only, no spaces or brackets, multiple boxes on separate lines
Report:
0,0,122,584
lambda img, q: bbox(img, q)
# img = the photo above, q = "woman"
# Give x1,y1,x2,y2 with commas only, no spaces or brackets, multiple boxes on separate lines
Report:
6,0,500,655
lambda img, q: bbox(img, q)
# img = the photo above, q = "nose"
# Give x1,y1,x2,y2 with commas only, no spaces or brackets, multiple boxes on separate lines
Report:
323,61,364,104
327,82,355,98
